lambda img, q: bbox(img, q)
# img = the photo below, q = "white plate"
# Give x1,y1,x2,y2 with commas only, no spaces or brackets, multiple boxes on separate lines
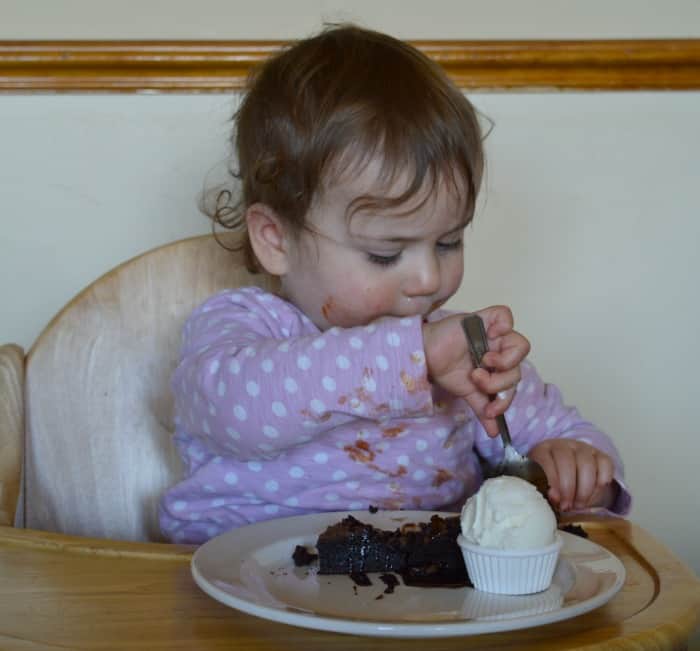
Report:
191,510,625,638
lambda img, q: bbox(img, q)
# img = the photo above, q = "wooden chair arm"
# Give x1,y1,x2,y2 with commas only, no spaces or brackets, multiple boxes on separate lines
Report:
0,344,24,526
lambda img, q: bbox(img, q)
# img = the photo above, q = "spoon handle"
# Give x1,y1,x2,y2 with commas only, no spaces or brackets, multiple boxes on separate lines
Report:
461,314,513,447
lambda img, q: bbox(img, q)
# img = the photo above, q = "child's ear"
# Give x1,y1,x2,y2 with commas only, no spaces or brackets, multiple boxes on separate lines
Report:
245,203,291,276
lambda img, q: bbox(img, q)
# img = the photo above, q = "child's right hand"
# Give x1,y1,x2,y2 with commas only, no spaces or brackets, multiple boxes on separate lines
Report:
422,307,530,437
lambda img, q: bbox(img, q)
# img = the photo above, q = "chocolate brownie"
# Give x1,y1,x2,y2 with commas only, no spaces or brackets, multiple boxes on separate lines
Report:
297,514,472,588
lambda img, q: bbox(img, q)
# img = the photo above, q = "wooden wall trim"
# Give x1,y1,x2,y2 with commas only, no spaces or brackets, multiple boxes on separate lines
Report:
1,39,700,93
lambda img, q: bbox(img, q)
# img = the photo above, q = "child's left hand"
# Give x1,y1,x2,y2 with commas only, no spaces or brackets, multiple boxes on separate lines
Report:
528,439,618,512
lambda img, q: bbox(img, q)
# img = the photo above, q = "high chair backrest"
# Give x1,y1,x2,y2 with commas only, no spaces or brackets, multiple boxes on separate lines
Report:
19,235,277,542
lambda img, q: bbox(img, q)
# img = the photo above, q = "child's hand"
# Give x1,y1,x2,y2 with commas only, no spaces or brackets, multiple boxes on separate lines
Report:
528,439,618,511
422,306,530,437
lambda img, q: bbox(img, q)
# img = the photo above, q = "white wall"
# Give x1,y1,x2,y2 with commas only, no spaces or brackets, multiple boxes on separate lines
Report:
1,3,699,642
1,0,700,39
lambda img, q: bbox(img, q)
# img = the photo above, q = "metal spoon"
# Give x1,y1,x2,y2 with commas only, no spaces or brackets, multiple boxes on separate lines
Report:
461,314,550,499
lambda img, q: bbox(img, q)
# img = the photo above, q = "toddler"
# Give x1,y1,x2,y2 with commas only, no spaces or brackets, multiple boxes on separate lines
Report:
160,25,630,544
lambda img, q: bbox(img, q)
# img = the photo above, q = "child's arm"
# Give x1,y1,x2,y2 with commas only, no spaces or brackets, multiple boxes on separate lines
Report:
172,288,437,459
474,361,631,515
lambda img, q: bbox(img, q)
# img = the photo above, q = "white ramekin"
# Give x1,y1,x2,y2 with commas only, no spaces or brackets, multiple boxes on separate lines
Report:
457,533,563,595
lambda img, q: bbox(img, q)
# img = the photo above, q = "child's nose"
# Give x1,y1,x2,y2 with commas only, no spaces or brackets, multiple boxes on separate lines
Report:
404,254,441,297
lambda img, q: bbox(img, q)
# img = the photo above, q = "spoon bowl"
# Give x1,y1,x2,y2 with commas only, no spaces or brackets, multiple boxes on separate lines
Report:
461,315,550,499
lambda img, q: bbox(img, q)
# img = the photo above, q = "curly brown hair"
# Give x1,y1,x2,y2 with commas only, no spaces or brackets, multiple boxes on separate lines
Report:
207,24,485,273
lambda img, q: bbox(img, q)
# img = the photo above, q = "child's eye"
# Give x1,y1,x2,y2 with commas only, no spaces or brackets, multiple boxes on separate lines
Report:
437,239,463,253
366,251,402,267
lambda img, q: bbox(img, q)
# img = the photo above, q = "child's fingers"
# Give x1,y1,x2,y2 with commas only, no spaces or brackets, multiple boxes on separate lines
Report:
475,305,514,337
471,367,520,398
528,445,561,507
574,448,598,509
550,444,578,511
482,333,530,370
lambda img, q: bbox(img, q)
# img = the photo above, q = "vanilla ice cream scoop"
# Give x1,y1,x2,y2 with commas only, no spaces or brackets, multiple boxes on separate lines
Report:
460,476,557,550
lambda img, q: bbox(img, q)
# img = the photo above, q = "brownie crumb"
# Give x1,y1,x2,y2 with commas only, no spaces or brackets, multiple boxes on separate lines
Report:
379,573,400,594
292,545,318,567
350,571,373,586
560,523,589,539
368,505,379,513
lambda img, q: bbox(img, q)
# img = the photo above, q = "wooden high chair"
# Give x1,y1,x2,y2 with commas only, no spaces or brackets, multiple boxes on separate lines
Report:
0,235,277,542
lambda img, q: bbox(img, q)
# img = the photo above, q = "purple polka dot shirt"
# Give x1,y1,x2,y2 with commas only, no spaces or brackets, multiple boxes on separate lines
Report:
159,287,631,544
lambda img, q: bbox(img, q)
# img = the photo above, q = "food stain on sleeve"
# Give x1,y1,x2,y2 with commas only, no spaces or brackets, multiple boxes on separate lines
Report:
344,439,375,463
432,468,453,487
400,371,430,394
381,424,405,438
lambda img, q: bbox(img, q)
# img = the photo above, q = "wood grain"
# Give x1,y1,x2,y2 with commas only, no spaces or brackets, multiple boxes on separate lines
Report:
0,344,23,527
0,518,697,649
1,39,699,92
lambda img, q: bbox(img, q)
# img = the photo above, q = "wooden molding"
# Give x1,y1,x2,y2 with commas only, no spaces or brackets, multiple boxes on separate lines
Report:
1,39,700,92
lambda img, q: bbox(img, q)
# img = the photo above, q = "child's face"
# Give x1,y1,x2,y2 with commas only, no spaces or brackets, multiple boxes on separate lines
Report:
280,157,469,330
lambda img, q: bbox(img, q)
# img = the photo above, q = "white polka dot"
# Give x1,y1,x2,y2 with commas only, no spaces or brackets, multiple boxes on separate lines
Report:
411,350,425,365
246,381,260,397
261,359,274,373
324,493,339,502
579,437,593,445
258,443,273,452
272,401,287,418
173,500,187,511
425,456,434,466
348,501,364,510
206,526,219,537
376,355,389,371
363,376,377,392
233,405,247,421
525,405,537,419
400,317,413,327
389,399,403,411
328,327,340,336
336,355,350,370
281,328,290,337
265,480,279,492
209,359,220,375
284,497,299,507
247,461,262,472
376,441,390,452
416,439,428,451
345,481,360,490
229,359,241,374
226,427,240,439
364,324,377,333
289,466,305,478
201,420,211,435
434,427,448,439
526,382,536,395
322,376,336,392
314,452,329,464
217,381,227,397
224,472,238,485
349,337,363,349
243,346,256,357
211,498,226,507
332,470,347,481
229,293,243,303
297,355,311,370
546,416,557,429
527,418,540,431
397,455,410,466
413,469,427,481
310,399,326,415
386,332,401,347
277,342,290,352
313,338,326,350
263,425,279,438
284,377,299,394
264,504,280,514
